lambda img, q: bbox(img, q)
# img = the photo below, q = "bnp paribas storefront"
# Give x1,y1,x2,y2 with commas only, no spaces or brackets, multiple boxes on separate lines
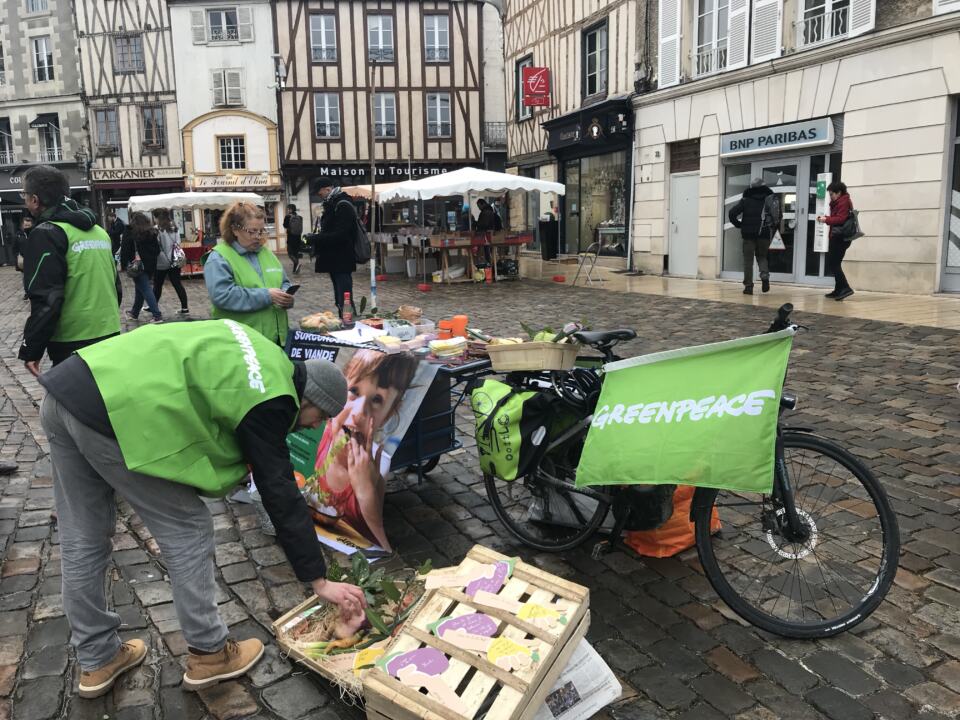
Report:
718,116,844,288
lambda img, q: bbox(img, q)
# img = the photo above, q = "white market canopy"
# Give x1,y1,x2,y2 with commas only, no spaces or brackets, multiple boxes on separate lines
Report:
377,167,565,202
127,192,265,212
341,182,406,202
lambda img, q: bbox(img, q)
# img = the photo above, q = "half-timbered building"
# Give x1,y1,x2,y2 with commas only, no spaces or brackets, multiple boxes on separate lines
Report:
503,0,644,261
169,0,285,250
0,0,89,230
273,0,506,228
76,0,184,218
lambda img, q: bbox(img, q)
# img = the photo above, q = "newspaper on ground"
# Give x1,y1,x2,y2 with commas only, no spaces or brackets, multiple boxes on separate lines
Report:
533,639,621,720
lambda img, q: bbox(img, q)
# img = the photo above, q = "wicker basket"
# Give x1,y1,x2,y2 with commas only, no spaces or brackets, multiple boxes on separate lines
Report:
485,342,579,372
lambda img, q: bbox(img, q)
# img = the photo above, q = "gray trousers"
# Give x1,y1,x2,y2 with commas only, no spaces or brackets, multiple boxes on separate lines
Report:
41,395,228,670
742,237,771,287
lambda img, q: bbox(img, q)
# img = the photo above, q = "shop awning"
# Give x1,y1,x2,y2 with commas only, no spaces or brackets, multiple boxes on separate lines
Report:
377,167,565,202
340,182,406,201
29,114,58,130
127,191,264,212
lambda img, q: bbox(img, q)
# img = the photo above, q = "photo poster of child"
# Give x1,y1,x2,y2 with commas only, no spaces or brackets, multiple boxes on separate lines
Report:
286,343,441,558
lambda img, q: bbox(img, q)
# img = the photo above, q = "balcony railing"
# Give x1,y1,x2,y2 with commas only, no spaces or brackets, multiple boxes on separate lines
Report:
0,71,5,85
425,46,450,62
311,46,337,62
694,44,728,77
375,123,397,139
368,47,395,63
798,6,849,48
484,121,507,149
209,27,239,42
315,123,341,138
0,151,14,165
38,148,62,162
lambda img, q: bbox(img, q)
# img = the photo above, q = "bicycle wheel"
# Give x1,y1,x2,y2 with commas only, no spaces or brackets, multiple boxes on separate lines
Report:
484,453,610,552
693,432,900,639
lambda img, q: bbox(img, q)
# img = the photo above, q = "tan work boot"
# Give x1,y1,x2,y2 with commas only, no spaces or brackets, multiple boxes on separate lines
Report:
182,638,264,691
78,639,148,698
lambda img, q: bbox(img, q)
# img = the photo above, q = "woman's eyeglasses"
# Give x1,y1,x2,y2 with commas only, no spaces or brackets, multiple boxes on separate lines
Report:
236,226,267,237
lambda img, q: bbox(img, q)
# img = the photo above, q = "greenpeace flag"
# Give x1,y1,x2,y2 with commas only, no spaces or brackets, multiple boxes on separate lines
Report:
576,329,794,494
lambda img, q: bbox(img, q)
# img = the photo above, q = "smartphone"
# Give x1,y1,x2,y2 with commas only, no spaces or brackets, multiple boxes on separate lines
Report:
286,284,301,295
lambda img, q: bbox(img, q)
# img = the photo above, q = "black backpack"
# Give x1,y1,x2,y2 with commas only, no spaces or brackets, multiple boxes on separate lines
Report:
287,214,303,236
337,200,371,264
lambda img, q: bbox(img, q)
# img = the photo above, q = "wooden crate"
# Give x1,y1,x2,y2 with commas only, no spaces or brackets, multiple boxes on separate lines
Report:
364,545,590,720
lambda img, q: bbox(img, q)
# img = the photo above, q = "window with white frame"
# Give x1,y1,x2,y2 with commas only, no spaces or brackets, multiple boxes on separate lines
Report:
25,0,48,13
374,93,397,139
113,34,145,73
0,118,13,164
583,24,608,98
800,0,850,46
38,116,61,162
516,56,533,121
192,7,253,43
424,15,449,62
94,108,119,153
211,69,244,106
367,14,394,62
310,14,337,61
314,93,341,138
33,36,54,82
426,93,451,138
142,106,166,151
695,0,729,76
219,136,246,169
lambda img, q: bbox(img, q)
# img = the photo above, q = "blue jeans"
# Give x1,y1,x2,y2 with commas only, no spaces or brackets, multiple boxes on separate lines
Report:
131,271,161,319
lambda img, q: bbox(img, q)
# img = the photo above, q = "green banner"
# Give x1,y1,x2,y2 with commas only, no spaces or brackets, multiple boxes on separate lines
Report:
576,330,794,494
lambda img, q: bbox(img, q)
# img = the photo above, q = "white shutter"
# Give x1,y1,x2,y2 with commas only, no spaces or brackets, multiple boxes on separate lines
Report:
750,0,782,63
847,0,875,37
212,71,225,106
237,6,254,41
658,0,682,88
726,0,750,69
226,70,243,105
934,0,960,14
191,10,206,44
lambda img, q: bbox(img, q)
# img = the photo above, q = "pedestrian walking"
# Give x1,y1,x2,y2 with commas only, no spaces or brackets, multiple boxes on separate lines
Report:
203,200,294,346
313,185,358,319
121,212,163,323
19,165,122,376
282,204,304,275
728,178,781,295
152,210,190,315
107,210,125,255
818,181,855,301
0,217,15,266
38,319,366,698
14,215,33,274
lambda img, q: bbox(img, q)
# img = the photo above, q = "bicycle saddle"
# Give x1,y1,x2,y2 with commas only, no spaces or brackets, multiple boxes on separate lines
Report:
573,329,637,346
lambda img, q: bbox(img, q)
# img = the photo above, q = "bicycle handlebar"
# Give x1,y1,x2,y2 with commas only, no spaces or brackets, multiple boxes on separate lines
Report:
767,303,795,333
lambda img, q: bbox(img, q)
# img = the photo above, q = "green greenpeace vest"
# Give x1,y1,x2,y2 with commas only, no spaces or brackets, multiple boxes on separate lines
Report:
210,242,288,346
49,221,121,343
78,319,298,496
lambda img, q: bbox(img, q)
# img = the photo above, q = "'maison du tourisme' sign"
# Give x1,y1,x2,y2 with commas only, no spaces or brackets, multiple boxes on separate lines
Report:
720,118,834,158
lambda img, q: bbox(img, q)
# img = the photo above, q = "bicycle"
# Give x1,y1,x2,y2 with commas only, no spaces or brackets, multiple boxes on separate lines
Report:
481,304,900,639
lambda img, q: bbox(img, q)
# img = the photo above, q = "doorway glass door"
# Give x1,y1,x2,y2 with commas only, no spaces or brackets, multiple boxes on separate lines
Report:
758,162,800,281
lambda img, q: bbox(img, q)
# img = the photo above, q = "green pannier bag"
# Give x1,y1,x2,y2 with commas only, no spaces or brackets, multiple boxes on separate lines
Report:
471,379,560,481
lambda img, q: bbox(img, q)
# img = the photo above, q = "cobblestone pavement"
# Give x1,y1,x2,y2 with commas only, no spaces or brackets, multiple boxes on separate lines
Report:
1,264,960,720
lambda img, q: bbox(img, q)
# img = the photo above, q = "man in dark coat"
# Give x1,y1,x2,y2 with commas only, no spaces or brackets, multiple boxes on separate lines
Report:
313,185,358,318
728,178,781,295
107,211,126,255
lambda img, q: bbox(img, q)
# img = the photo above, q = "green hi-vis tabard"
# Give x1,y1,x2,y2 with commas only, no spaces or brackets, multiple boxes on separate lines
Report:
471,379,560,481
79,319,298,496
576,330,795,494
210,242,289,346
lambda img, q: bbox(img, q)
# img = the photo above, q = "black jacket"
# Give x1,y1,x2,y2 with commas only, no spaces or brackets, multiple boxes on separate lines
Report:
474,206,496,233
108,218,126,255
314,190,358,274
19,200,122,363
120,227,161,276
728,186,780,240
38,357,328,583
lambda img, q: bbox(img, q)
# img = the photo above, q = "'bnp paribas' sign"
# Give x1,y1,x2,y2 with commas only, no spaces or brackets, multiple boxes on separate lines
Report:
721,118,834,158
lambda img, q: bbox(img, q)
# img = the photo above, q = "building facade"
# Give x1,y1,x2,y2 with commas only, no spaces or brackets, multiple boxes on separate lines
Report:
273,0,505,230
634,0,960,293
503,0,645,261
169,0,285,249
0,0,89,230
76,0,184,218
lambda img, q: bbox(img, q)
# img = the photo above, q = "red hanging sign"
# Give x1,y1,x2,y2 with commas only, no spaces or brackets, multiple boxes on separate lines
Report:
522,67,551,107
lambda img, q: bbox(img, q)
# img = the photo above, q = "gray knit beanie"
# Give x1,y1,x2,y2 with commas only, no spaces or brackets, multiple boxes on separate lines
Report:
303,360,348,417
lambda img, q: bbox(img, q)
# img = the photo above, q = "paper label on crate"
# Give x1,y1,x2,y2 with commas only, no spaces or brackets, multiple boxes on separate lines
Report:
280,605,321,633
487,636,540,670
465,559,515,597
517,602,568,626
431,612,499,639
353,647,385,675
380,647,450,677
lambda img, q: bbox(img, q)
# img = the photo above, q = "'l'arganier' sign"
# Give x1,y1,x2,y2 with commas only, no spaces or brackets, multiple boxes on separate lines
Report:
721,118,835,158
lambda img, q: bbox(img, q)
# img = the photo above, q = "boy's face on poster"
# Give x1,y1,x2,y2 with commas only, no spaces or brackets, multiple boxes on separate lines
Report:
340,374,401,445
